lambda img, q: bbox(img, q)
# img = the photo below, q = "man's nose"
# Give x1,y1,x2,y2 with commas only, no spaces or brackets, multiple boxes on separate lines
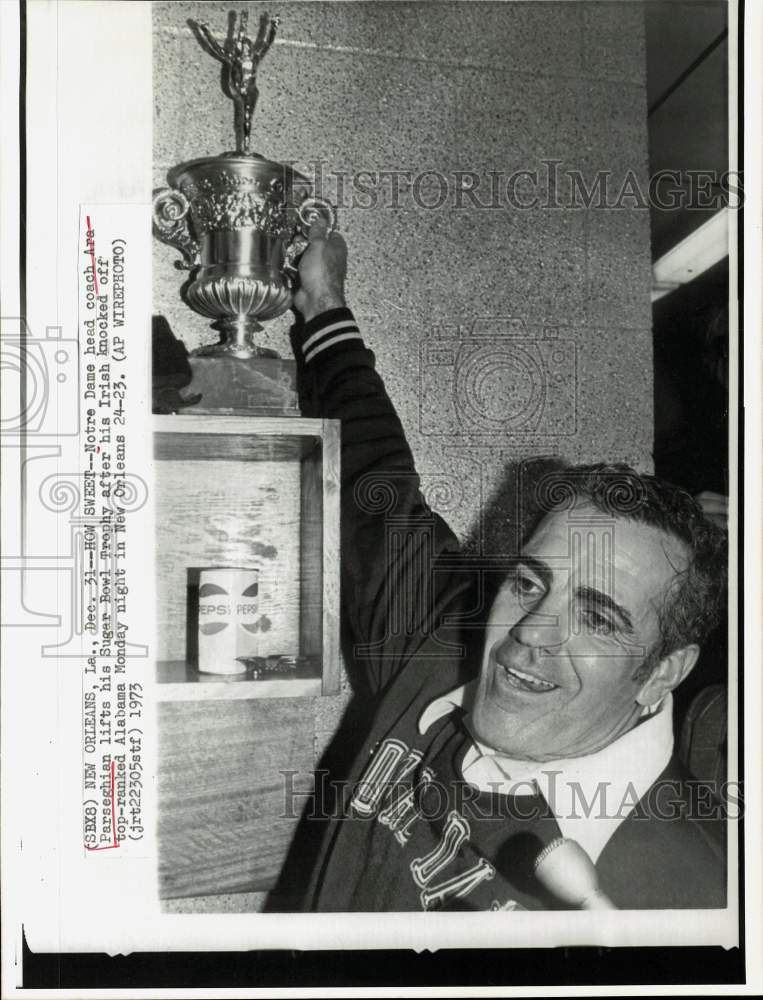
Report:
509,594,567,650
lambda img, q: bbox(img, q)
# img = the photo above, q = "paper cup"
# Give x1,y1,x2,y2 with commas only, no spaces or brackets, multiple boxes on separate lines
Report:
197,568,260,675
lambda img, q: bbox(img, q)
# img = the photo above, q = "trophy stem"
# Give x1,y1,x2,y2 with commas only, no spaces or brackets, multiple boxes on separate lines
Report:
193,315,279,359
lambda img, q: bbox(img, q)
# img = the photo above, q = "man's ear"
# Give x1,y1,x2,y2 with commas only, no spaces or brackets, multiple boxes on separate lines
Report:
636,644,700,707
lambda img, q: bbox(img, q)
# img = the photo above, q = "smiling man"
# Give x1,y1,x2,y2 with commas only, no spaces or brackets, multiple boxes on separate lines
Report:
472,503,701,761
280,225,728,912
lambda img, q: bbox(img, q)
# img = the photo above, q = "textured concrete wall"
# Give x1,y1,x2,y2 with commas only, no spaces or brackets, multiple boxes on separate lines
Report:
153,0,653,764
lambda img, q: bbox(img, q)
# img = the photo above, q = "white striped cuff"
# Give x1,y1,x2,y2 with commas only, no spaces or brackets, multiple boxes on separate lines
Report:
300,314,363,364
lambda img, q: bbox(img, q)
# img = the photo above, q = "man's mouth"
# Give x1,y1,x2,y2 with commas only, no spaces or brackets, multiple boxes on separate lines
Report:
498,661,558,693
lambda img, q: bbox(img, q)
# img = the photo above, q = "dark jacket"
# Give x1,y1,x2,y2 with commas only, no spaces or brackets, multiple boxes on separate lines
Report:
280,307,726,912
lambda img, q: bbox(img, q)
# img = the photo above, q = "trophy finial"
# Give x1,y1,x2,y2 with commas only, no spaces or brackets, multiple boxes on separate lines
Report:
189,10,280,155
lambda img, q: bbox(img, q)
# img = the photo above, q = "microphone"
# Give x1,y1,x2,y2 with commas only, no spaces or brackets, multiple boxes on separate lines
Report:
534,836,617,910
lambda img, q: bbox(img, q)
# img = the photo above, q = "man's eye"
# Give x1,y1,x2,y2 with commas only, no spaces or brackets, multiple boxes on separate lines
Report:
581,609,615,635
509,572,543,600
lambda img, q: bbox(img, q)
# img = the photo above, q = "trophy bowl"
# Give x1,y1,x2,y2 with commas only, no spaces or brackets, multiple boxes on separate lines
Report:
153,156,333,359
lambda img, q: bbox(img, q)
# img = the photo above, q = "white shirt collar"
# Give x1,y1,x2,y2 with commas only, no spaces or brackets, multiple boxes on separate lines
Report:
418,681,674,863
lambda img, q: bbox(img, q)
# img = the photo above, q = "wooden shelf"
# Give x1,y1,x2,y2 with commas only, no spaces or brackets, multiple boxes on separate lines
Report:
155,660,322,702
153,414,325,463
153,413,340,697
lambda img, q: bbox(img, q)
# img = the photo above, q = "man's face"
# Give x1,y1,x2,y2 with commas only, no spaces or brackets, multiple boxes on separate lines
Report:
470,507,689,760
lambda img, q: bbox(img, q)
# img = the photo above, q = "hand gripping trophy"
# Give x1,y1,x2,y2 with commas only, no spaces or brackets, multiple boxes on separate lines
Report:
153,11,335,361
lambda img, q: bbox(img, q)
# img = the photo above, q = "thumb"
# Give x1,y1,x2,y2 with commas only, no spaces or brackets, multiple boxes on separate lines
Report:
307,215,331,243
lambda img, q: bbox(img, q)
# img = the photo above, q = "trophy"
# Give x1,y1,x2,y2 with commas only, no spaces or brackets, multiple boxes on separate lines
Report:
153,11,335,375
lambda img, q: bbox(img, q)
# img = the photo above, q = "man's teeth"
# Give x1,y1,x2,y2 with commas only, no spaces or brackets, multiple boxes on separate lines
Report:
502,664,556,691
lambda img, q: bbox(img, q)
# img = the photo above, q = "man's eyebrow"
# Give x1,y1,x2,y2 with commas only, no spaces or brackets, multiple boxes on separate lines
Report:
576,585,635,632
515,555,553,591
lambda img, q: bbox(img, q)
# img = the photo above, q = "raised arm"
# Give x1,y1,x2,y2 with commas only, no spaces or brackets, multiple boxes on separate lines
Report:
290,224,460,693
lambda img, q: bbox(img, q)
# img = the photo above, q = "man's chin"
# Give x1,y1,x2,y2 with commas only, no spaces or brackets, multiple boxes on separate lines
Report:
469,687,558,759
469,697,524,755
469,708,564,761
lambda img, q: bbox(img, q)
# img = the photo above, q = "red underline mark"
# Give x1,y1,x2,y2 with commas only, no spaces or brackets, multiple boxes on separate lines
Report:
85,761,119,851
86,214,99,295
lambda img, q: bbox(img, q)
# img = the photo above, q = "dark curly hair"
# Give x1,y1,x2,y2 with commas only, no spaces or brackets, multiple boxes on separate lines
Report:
533,463,728,668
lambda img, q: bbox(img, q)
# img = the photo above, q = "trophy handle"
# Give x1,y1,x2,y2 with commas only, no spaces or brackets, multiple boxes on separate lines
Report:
283,197,337,276
152,187,200,270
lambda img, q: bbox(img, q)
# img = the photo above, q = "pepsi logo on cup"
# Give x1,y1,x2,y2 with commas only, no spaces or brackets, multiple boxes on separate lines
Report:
197,568,261,674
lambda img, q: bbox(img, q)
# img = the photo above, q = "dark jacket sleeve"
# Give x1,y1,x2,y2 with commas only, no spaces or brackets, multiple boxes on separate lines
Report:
290,307,461,693
596,757,727,909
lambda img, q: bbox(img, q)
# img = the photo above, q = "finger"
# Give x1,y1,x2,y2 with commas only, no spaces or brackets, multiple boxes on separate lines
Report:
705,513,728,530
697,505,728,524
695,491,727,503
307,216,331,242
695,492,727,514
700,496,728,509
695,496,728,516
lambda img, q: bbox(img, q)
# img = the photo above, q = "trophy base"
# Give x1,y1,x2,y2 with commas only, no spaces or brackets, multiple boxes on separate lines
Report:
186,356,298,415
191,316,281,360
193,341,280,360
